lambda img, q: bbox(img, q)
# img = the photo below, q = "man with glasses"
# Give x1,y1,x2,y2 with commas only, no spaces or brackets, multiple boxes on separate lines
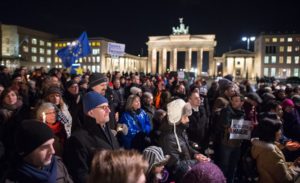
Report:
89,72,119,130
64,91,120,183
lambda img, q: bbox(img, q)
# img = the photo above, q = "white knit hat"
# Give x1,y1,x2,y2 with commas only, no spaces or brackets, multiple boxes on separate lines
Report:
167,99,192,125
167,99,192,153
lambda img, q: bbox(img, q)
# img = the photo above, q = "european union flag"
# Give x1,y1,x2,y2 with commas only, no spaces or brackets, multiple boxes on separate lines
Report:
57,32,91,68
70,63,83,75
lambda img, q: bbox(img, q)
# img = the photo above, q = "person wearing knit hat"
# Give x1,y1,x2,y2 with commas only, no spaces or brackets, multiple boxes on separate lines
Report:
64,80,84,133
281,98,294,112
15,120,55,158
159,99,210,182
182,162,226,183
130,86,142,96
63,91,120,183
143,146,170,183
44,86,62,98
246,92,263,104
3,120,73,182
89,72,118,131
44,85,73,138
65,80,77,89
88,73,108,95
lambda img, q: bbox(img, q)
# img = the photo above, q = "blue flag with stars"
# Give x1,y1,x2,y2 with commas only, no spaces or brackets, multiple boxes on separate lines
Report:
57,32,91,68
70,63,83,75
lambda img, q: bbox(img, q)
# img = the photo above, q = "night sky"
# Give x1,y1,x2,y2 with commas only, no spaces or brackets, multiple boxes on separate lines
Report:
1,0,300,56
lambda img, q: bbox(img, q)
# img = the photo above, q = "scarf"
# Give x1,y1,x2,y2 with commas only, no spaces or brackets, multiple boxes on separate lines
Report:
2,99,23,111
47,122,63,134
47,122,66,145
0,100,23,122
17,156,57,183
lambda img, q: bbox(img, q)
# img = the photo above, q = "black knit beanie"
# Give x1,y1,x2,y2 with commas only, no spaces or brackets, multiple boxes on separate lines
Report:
15,120,54,157
89,73,108,88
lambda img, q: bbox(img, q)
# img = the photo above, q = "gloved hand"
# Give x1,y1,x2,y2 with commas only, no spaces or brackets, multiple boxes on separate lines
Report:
117,123,128,135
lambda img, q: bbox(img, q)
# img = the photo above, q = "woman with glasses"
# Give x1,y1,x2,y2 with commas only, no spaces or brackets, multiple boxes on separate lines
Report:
36,102,67,157
119,94,151,151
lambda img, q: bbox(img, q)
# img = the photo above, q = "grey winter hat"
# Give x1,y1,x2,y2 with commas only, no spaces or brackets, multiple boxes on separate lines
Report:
246,92,262,104
130,86,142,95
143,146,170,175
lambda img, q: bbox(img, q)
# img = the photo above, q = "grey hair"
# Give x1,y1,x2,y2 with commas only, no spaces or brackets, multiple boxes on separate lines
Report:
125,94,140,112
142,92,153,105
143,92,153,99
36,102,55,120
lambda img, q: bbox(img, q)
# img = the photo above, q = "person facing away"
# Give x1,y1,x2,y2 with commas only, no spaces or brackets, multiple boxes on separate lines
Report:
252,118,300,183
88,149,148,183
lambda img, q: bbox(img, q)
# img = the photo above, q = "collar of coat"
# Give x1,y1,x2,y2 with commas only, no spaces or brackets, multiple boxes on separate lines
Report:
251,138,275,151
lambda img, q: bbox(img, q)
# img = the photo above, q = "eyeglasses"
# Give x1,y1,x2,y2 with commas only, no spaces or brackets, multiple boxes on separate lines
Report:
96,105,110,111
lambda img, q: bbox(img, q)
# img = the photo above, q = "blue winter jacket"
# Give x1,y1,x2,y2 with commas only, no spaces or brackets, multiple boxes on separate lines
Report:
119,109,151,149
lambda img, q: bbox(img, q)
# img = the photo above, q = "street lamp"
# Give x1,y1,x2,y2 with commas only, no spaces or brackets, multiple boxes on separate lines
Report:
242,36,255,50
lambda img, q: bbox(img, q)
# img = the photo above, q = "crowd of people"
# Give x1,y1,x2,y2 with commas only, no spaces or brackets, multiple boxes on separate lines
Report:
0,64,300,183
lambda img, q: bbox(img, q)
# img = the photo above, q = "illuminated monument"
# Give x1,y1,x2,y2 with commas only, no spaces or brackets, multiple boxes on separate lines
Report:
147,18,217,76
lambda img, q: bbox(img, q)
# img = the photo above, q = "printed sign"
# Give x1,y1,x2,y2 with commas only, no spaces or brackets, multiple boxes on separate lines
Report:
178,71,185,79
229,119,251,140
108,42,125,57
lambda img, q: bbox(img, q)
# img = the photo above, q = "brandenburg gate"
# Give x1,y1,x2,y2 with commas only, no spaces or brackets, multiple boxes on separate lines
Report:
147,18,217,76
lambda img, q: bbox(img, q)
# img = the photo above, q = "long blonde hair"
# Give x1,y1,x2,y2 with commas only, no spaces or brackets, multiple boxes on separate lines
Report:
89,149,148,183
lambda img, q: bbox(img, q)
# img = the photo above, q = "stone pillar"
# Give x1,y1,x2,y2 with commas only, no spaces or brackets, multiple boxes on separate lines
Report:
161,48,167,74
233,57,236,78
244,57,247,78
120,57,124,72
106,57,110,72
151,48,157,73
172,48,177,71
101,56,106,73
158,50,162,74
252,57,255,79
185,48,192,71
208,49,214,76
147,50,151,73
223,58,227,76
197,48,203,76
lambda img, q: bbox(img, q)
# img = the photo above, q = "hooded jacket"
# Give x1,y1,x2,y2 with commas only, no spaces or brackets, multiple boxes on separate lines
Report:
63,116,119,183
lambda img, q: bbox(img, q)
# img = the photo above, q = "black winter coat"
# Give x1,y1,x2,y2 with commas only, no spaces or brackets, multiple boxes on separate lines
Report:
63,92,84,132
159,120,197,180
187,106,210,150
63,117,120,183
2,156,73,183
